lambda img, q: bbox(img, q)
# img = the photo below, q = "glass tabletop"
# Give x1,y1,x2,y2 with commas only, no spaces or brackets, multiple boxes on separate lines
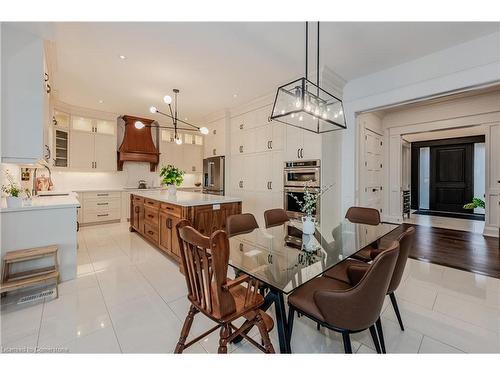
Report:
228,219,399,294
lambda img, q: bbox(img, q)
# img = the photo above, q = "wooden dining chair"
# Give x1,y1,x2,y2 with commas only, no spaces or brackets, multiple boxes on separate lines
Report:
287,241,399,354
264,208,290,229
226,213,259,238
174,219,275,354
323,226,415,352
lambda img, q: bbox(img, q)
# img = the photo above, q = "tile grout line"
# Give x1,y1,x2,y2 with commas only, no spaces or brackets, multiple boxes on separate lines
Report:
416,334,424,353
81,227,123,353
35,298,45,348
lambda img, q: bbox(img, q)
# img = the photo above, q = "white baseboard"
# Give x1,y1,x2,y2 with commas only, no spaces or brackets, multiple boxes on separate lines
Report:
483,225,499,238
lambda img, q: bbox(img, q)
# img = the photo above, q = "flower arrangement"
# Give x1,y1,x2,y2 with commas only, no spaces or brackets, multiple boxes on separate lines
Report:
2,171,21,197
159,165,185,187
288,183,333,216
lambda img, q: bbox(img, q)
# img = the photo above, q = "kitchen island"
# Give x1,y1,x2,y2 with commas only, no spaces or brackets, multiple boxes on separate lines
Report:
130,191,242,262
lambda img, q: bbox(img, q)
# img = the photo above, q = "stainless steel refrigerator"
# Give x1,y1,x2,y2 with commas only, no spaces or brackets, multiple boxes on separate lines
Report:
203,156,225,195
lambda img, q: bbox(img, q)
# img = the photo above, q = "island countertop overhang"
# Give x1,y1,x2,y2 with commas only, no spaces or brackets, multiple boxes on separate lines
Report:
130,190,242,207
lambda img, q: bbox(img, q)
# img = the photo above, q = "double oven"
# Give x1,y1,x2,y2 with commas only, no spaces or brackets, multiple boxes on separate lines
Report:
283,160,321,220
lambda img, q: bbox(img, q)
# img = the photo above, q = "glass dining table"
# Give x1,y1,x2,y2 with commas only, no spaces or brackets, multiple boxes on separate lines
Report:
228,219,399,353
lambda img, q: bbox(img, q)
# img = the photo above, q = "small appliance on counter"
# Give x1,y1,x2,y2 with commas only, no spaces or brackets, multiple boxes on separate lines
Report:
203,156,225,195
138,180,148,189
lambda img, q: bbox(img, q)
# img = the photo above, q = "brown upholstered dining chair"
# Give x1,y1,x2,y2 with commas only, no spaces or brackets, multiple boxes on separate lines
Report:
323,226,415,352
174,219,275,354
345,206,381,261
264,208,290,229
226,213,259,238
287,241,399,354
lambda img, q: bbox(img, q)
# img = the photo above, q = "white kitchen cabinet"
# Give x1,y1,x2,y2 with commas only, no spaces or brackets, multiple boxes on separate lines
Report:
70,131,94,169
285,126,321,161
182,144,203,173
70,116,117,171
81,191,121,225
1,25,45,164
204,118,226,158
94,132,116,171
121,192,131,222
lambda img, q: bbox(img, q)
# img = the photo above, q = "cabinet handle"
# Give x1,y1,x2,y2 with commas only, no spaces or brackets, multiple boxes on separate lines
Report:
239,243,244,252
267,140,270,149
147,230,155,235
269,140,273,149
192,166,196,172
97,193,109,197
297,148,300,159
97,214,109,217
269,181,272,190
135,206,139,213
165,206,174,211
239,123,244,130
300,148,304,159
147,214,155,219
95,161,97,169
97,202,108,206
213,148,216,155
46,84,51,94
239,145,243,153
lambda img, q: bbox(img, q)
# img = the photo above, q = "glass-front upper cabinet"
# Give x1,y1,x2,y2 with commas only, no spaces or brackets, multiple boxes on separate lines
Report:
161,130,176,143
52,109,70,128
72,116,94,133
95,120,115,135
53,128,69,167
184,133,203,145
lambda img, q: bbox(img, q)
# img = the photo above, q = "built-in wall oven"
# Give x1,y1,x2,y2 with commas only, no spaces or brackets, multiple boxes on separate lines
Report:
283,160,321,220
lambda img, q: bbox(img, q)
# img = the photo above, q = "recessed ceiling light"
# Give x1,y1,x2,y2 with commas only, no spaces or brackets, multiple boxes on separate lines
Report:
233,93,238,98
184,117,188,121
119,55,126,60
98,100,104,104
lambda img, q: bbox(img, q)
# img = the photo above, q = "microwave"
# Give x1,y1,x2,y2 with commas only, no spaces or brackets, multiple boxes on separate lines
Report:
283,160,321,188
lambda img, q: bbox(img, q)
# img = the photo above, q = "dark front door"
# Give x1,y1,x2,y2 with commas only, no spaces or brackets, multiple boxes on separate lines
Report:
430,144,473,213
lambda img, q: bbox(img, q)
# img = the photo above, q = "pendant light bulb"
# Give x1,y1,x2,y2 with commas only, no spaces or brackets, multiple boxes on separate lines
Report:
295,98,302,109
149,106,157,114
175,137,182,145
134,121,145,129
199,127,209,135
163,95,172,104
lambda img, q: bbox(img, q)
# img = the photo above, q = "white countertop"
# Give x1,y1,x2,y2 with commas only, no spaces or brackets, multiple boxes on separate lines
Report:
0,194,80,213
41,186,203,194
132,190,241,207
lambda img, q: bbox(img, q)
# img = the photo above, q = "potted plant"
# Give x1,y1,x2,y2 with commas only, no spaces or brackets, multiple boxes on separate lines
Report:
159,164,185,195
2,171,22,208
463,197,485,210
288,183,333,236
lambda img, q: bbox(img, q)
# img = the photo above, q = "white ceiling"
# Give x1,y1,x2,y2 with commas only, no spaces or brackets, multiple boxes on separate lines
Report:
26,22,500,123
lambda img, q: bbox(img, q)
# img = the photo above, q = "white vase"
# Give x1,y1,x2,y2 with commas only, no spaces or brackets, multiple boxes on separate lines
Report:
301,234,316,252
6,196,22,208
301,215,316,234
167,184,177,195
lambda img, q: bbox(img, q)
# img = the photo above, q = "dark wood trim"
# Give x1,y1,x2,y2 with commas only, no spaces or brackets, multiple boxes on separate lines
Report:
411,135,485,149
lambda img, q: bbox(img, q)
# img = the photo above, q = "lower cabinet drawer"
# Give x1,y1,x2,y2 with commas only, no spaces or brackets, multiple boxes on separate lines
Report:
144,222,159,243
84,198,121,211
160,203,182,218
144,207,159,226
83,191,121,200
83,209,121,223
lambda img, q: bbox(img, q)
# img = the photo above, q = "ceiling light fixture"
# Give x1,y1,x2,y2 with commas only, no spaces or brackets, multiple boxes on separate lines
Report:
139,89,209,145
119,55,126,60
98,99,104,104
270,22,346,134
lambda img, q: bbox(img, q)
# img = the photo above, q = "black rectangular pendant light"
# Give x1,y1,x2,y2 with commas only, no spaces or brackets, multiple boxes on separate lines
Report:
270,22,347,134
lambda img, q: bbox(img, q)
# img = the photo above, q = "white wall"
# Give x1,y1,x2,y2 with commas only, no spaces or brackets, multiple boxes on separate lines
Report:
341,30,500,235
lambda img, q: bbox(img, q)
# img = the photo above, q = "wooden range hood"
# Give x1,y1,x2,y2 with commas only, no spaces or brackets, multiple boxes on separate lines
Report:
117,115,160,171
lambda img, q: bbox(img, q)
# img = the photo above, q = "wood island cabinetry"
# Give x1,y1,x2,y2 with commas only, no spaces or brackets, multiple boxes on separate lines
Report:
129,193,241,263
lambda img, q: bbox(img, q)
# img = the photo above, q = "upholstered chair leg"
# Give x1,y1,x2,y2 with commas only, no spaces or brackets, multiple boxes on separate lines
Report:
255,312,275,353
174,305,197,353
369,325,381,354
218,324,231,354
375,318,386,353
341,332,353,354
389,292,404,331
287,306,295,349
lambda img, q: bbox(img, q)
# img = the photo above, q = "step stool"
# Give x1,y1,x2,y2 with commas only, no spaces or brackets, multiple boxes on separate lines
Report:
1,245,59,299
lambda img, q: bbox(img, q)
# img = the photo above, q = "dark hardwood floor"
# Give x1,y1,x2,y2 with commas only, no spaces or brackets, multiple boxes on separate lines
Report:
380,224,500,279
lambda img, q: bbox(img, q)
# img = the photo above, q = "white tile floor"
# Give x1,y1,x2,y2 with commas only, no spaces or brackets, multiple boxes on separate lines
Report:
404,211,485,234
1,222,499,353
